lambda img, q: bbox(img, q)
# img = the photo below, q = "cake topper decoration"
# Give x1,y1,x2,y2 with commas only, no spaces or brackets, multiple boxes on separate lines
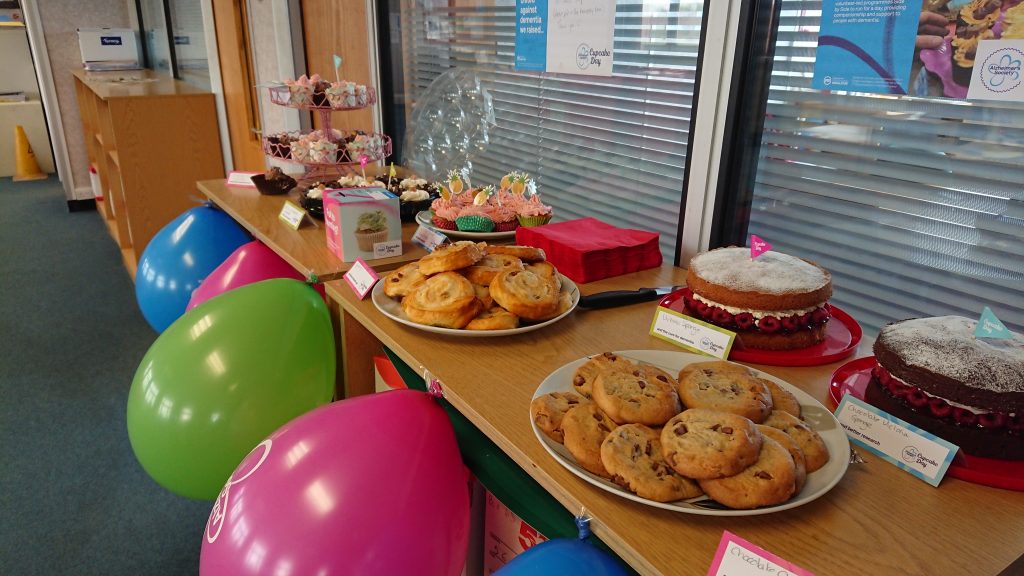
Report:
359,154,368,179
750,234,772,260
473,185,494,206
446,169,465,194
511,172,529,195
975,306,1012,339
333,54,342,83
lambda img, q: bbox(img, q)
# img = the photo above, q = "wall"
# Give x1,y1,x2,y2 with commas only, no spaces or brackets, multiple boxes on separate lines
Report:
36,0,132,195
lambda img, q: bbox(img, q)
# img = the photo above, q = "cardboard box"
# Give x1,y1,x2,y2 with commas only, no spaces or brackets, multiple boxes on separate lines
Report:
516,217,662,283
482,490,547,574
323,187,402,262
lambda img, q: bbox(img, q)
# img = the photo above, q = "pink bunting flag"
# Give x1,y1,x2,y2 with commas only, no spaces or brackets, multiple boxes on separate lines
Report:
750,234,772,260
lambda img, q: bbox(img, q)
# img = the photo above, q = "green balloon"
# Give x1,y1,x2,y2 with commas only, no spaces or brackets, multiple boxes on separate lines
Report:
127,279,335,500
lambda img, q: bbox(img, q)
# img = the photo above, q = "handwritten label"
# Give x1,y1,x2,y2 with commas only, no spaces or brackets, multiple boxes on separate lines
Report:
226,171,259,188
372,239,403,259
412,225,450,252
649,307,735,360
278,201,307,230
343,258,379,300
834,395,957,487
976,306,1012,339
708,531,814,576
750,234,772,259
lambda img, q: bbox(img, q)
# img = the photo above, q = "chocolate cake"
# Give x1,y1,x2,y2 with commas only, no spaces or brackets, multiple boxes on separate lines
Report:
868,316,1024,460
682,247,833,350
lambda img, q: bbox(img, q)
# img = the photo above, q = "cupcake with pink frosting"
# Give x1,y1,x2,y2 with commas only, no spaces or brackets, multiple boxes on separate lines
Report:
430,186,460,230
517,194,553,227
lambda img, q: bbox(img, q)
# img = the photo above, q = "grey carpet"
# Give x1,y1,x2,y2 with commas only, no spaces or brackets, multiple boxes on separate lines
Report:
1,177,209,575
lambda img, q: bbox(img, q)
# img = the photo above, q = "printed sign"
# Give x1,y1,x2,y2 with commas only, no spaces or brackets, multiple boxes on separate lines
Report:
343,258,380,300
975,306,1013,339
967,41,1024,101
834,395,957,487
750,234,772,260
226,171,258,188
412,225,450,252
278,200,308,230
708,531,815,576
515,0,615,76
812,0,919,94
650,306,736,360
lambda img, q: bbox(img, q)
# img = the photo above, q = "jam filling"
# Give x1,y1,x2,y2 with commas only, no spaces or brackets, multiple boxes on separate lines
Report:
872,364,1022,435
680,288,830,334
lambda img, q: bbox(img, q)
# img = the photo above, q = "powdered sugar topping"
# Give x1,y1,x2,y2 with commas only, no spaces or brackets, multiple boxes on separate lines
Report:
690,247,829,294
879,316,1024,394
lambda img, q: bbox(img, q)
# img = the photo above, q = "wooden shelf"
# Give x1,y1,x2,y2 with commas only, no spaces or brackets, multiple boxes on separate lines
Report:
73,70,225,273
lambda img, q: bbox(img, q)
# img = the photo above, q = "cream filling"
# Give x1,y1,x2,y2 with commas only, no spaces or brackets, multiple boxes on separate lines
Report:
878,363,990,414
691,293,821,320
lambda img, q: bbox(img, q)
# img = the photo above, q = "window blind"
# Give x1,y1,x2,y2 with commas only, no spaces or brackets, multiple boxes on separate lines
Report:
401,0,707,259
747,0,1024,335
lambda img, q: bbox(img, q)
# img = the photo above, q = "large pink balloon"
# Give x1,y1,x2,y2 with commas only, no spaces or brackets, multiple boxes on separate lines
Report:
200,390,470,576
187,240,324,310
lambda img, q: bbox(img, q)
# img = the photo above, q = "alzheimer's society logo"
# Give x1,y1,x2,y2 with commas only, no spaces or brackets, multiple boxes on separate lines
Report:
980,48,1023,93
576,44,591,70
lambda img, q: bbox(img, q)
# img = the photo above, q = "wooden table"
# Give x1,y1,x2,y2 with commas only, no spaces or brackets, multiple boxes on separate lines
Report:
197,179,428,281
327,265,1024,575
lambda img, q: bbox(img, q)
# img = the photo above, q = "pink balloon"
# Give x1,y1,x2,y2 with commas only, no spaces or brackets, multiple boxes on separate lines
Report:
187,240,324,310
200,390,470,576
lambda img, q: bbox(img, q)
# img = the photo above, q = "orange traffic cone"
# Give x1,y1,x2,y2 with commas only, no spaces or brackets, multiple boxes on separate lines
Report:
13,125,47,182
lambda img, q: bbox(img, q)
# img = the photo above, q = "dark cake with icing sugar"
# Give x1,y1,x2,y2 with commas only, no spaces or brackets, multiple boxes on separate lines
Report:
868,316,1024,460
681,247,833,350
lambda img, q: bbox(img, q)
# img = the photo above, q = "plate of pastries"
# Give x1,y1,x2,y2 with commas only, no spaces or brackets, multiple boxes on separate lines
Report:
530,350,850,515
373,241,578,336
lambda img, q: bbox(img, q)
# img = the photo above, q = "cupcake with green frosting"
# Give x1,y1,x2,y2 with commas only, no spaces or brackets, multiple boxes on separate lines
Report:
355,210,389,251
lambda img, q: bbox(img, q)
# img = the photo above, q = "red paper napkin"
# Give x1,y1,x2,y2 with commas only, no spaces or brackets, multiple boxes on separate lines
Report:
516,217,662,283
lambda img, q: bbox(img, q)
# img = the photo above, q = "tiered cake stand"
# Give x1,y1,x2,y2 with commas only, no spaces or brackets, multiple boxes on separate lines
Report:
262,84,392,182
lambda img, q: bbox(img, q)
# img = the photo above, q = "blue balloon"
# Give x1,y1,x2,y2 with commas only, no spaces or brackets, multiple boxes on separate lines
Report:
495,539,628,576
135,205,249,332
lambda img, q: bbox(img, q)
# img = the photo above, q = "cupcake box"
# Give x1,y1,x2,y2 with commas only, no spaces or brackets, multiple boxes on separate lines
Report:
323,187,402,262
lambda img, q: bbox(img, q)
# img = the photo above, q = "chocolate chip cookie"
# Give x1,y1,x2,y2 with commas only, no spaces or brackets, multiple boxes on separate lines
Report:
698,436,798,509
762,410,829,473
600,424,703,502
762,378,802,419
530,391,589,443
660,408,763,480
561,404,618,478
758,424,807,495
593,364,681,426
571,352,633,398
677,361,773,423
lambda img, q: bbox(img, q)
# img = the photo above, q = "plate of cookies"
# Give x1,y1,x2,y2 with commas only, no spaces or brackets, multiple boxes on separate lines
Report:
373,241,579,336
530,350,850,515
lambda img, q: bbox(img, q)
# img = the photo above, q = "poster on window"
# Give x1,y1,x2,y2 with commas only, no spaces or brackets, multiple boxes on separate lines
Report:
813,0,1024,101
515,0,615,76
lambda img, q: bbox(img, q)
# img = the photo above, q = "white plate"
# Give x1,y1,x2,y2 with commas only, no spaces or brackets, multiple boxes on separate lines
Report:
415,211,517,241
372,275,579,337
531,350,850,516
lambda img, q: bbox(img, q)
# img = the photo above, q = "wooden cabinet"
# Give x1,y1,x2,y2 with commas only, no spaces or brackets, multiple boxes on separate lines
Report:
72,69,224,279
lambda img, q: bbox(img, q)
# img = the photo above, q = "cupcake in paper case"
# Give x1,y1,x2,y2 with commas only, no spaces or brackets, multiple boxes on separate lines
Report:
431,201,461,231
355,210,389,252
290,138,312,163
284,75,314,106
455,205,496,233
325,82,346,108
491,203,519,232
517,195,553,227
356,85,369,106
309,74,331,107
307,139,339,164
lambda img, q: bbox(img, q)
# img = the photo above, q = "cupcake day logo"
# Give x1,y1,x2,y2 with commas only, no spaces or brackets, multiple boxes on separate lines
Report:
205,439,274,544
978,47,1023,93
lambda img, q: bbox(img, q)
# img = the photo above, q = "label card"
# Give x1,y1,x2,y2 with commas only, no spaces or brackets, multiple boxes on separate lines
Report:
515,0,615,76
834,395,957,487
343,258,380,300
226,171,259,188
372,239,403,259
708,531,814,576
649,307,735,360
278,201,307,230
750,234,772,260
412,225,450,252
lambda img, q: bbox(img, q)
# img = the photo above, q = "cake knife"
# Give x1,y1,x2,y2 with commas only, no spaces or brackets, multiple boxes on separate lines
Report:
577,286,683,309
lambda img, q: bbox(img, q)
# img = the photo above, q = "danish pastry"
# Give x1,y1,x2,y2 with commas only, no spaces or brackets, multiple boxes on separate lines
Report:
465,306,519,331
401,272,482,329
489,269,560,321
487,245,547,263
383,261,428,298
525,261,561,291
462,253,524,285
418,240,485,275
